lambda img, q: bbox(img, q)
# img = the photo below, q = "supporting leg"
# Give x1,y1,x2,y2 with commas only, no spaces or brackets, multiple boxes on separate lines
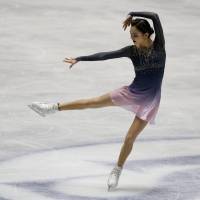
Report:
117,116,148,167
107,116,148,191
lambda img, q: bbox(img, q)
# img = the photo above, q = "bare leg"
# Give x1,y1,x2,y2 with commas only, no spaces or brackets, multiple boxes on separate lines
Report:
117,116,148,167
58,92,116,111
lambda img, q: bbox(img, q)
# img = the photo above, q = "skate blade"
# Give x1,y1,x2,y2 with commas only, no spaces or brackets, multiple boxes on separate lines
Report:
27,104,46,117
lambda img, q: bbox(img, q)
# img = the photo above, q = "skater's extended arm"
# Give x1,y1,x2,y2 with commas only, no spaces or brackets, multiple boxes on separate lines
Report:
74,46,132,61
128,11,165,49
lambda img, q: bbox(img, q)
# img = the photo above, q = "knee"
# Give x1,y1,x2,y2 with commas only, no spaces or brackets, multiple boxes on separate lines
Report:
124,135,135,145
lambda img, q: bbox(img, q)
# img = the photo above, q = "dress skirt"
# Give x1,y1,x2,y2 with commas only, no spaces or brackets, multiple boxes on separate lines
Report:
109,85,161,125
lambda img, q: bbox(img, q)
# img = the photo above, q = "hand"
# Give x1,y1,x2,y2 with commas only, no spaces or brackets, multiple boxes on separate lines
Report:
63,57,78,69
122,15,132,31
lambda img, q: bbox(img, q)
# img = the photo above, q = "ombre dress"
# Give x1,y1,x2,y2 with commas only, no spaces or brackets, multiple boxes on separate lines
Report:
75,11,166,125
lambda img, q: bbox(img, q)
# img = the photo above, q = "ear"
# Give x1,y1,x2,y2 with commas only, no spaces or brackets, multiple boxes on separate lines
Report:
144,32,149,38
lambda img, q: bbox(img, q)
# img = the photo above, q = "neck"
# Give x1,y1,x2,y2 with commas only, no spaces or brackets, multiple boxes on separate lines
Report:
141,39,153,49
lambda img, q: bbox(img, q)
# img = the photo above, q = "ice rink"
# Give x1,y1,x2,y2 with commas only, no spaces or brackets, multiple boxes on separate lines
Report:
0,0,200,199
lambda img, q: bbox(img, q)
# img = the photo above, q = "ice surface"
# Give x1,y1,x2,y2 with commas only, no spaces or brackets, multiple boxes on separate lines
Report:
0,0,200,199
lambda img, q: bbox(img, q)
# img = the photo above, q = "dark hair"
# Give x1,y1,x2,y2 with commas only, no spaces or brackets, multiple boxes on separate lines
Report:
131,18,154,38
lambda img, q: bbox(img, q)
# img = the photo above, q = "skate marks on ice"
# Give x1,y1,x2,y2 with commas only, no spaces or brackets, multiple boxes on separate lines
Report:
0,137,200,199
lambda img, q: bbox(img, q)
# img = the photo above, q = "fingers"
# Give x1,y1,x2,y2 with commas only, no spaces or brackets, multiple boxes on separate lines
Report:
122,18,131,31
63,57,71,61
122,22,128,31
63,60,74,69
63,57,72,63
63,57,77,69
122,21,126,30
123,25,126,31
123,23,127,30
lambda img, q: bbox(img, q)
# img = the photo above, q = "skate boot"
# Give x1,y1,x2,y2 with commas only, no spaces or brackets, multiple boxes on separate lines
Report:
107,165,123,191
28,102,59,117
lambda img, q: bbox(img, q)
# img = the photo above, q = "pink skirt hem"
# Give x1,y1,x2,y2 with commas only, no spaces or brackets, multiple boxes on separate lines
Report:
109,85,161,125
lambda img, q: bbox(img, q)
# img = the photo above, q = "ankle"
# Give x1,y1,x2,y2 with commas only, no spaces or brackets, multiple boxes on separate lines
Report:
57,103,61,111
115,164,123,170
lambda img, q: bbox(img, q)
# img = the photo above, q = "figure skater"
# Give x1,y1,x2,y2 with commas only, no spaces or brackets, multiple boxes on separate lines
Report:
28,11,166,191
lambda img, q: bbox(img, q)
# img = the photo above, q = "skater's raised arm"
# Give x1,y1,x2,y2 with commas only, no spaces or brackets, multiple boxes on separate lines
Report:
127,11,165,49
74,46,132,61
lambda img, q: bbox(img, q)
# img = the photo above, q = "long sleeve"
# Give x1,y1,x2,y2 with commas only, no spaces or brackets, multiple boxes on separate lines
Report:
75,45,132,61
128,11,165,49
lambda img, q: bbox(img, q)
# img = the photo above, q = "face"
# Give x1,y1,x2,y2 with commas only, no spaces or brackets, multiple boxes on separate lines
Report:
130,26,149,48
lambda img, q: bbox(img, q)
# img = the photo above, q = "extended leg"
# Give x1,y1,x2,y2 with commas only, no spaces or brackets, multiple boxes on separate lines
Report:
28,92,116,117
58,92,115,111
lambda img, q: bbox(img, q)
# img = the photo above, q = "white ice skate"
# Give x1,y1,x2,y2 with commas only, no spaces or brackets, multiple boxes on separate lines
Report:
27,102,59,117
107,165,122,191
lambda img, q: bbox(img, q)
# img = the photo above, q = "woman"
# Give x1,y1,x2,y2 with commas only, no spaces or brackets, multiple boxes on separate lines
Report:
28,11,166,191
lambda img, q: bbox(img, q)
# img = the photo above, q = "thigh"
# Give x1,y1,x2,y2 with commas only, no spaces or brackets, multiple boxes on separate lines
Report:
91,92,116,107
126,115,148,140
